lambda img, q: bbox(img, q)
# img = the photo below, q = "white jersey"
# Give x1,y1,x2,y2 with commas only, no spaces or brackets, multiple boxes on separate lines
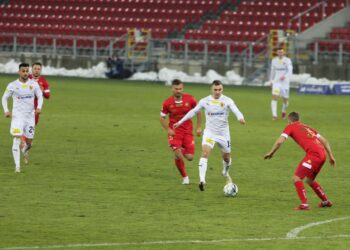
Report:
2,79,43,115
178,94,244,136
270,56,293,85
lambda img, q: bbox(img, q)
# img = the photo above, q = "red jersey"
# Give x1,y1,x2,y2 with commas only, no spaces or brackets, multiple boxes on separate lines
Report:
29,75,51,109
161,93,197,133
282,122,325,154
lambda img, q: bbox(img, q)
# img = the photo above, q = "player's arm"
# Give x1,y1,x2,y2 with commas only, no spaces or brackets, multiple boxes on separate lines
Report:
269,60,275,83
42,78,51,99
160,114,175,136
195,111,202,136
174,101,203,128
318,134,336,168
229,101,245,124
264,136,287,159
287,59,293,78
34,83,44,114
2,87,12,117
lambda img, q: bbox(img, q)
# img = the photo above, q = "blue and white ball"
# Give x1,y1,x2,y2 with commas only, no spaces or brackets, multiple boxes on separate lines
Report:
223,183,238,197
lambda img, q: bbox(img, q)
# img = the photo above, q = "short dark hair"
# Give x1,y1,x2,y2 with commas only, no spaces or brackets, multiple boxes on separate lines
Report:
172,79,182,85
212,80,222,86
32,62,42,67
288,112,300,122
19,63,29,69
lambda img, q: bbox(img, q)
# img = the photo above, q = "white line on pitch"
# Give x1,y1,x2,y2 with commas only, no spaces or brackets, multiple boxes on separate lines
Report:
1,234,350,250
286,216,350,239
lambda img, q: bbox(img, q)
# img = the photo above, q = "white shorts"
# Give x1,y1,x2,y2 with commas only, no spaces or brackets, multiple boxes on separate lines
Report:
272,83,290,98
10,113,35,139
202,129,231,153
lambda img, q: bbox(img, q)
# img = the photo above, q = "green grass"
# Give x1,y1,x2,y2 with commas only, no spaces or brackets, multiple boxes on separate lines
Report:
0,75,349,250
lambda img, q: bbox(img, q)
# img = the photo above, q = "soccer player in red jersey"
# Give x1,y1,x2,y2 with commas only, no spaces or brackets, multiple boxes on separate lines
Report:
160,79,202,184
22,62,51,164
264,112,336,210
29,62,51,125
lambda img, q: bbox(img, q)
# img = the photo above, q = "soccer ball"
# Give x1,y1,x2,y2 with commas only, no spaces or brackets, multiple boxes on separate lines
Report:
223,182,238,197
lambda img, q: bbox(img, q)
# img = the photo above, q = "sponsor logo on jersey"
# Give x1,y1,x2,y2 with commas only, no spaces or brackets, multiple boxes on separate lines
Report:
12,128,21,134
18,95,33,99
205,138,214,145
208,112,224,116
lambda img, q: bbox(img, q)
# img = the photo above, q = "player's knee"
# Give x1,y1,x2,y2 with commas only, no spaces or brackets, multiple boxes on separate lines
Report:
185,154,194,161
293,175,302,182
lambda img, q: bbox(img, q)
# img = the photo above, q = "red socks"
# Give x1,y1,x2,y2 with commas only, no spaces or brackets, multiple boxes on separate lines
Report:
174,158,187,177
294,181,308,204
310,181,328,202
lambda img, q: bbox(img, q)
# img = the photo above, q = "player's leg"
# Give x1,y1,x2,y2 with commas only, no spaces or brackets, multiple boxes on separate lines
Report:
22,116,35,164
217,137,232,178
293,156,314,210
281,87,289,119
182,133,195,162
169,133,188,183
179,134,196,184
271,84,280,120
305,154,332,207
198,131,215,191
10,117,23,172
173,148,189,184
198,145,212,191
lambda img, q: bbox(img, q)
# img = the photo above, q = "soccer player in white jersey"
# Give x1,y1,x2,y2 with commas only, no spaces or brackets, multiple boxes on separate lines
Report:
174,80,246,191
2,63,43,173
270,48,293,120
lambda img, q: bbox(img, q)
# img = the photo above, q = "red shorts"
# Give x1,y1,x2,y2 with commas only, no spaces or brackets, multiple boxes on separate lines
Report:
295,150,327,180
168,132,195,155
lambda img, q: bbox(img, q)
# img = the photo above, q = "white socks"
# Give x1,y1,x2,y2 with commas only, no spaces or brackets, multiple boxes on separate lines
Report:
282,102,289,113
222,158,232,177
12,137,21,170
199,157,208,183
271,100,277,117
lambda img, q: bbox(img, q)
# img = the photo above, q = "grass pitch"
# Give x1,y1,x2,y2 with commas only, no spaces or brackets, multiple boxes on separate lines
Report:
0,75,349,250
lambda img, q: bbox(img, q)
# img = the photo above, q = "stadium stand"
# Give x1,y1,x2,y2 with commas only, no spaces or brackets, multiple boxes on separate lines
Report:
0,0,348,57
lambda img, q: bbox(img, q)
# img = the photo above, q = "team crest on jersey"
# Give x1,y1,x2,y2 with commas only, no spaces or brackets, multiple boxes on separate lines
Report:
185,102,190,107
170,105,174,109
220,102,225,107
29,86,33,90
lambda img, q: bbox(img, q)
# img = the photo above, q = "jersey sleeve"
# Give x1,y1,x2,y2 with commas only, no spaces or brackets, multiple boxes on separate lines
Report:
2,84,14,113
269,59,275,81
286,58,293,78
160,101,169,117
228,99,244,120
177,98,204,125
34,82,44,109
281,124,293,139
41,77,51,99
